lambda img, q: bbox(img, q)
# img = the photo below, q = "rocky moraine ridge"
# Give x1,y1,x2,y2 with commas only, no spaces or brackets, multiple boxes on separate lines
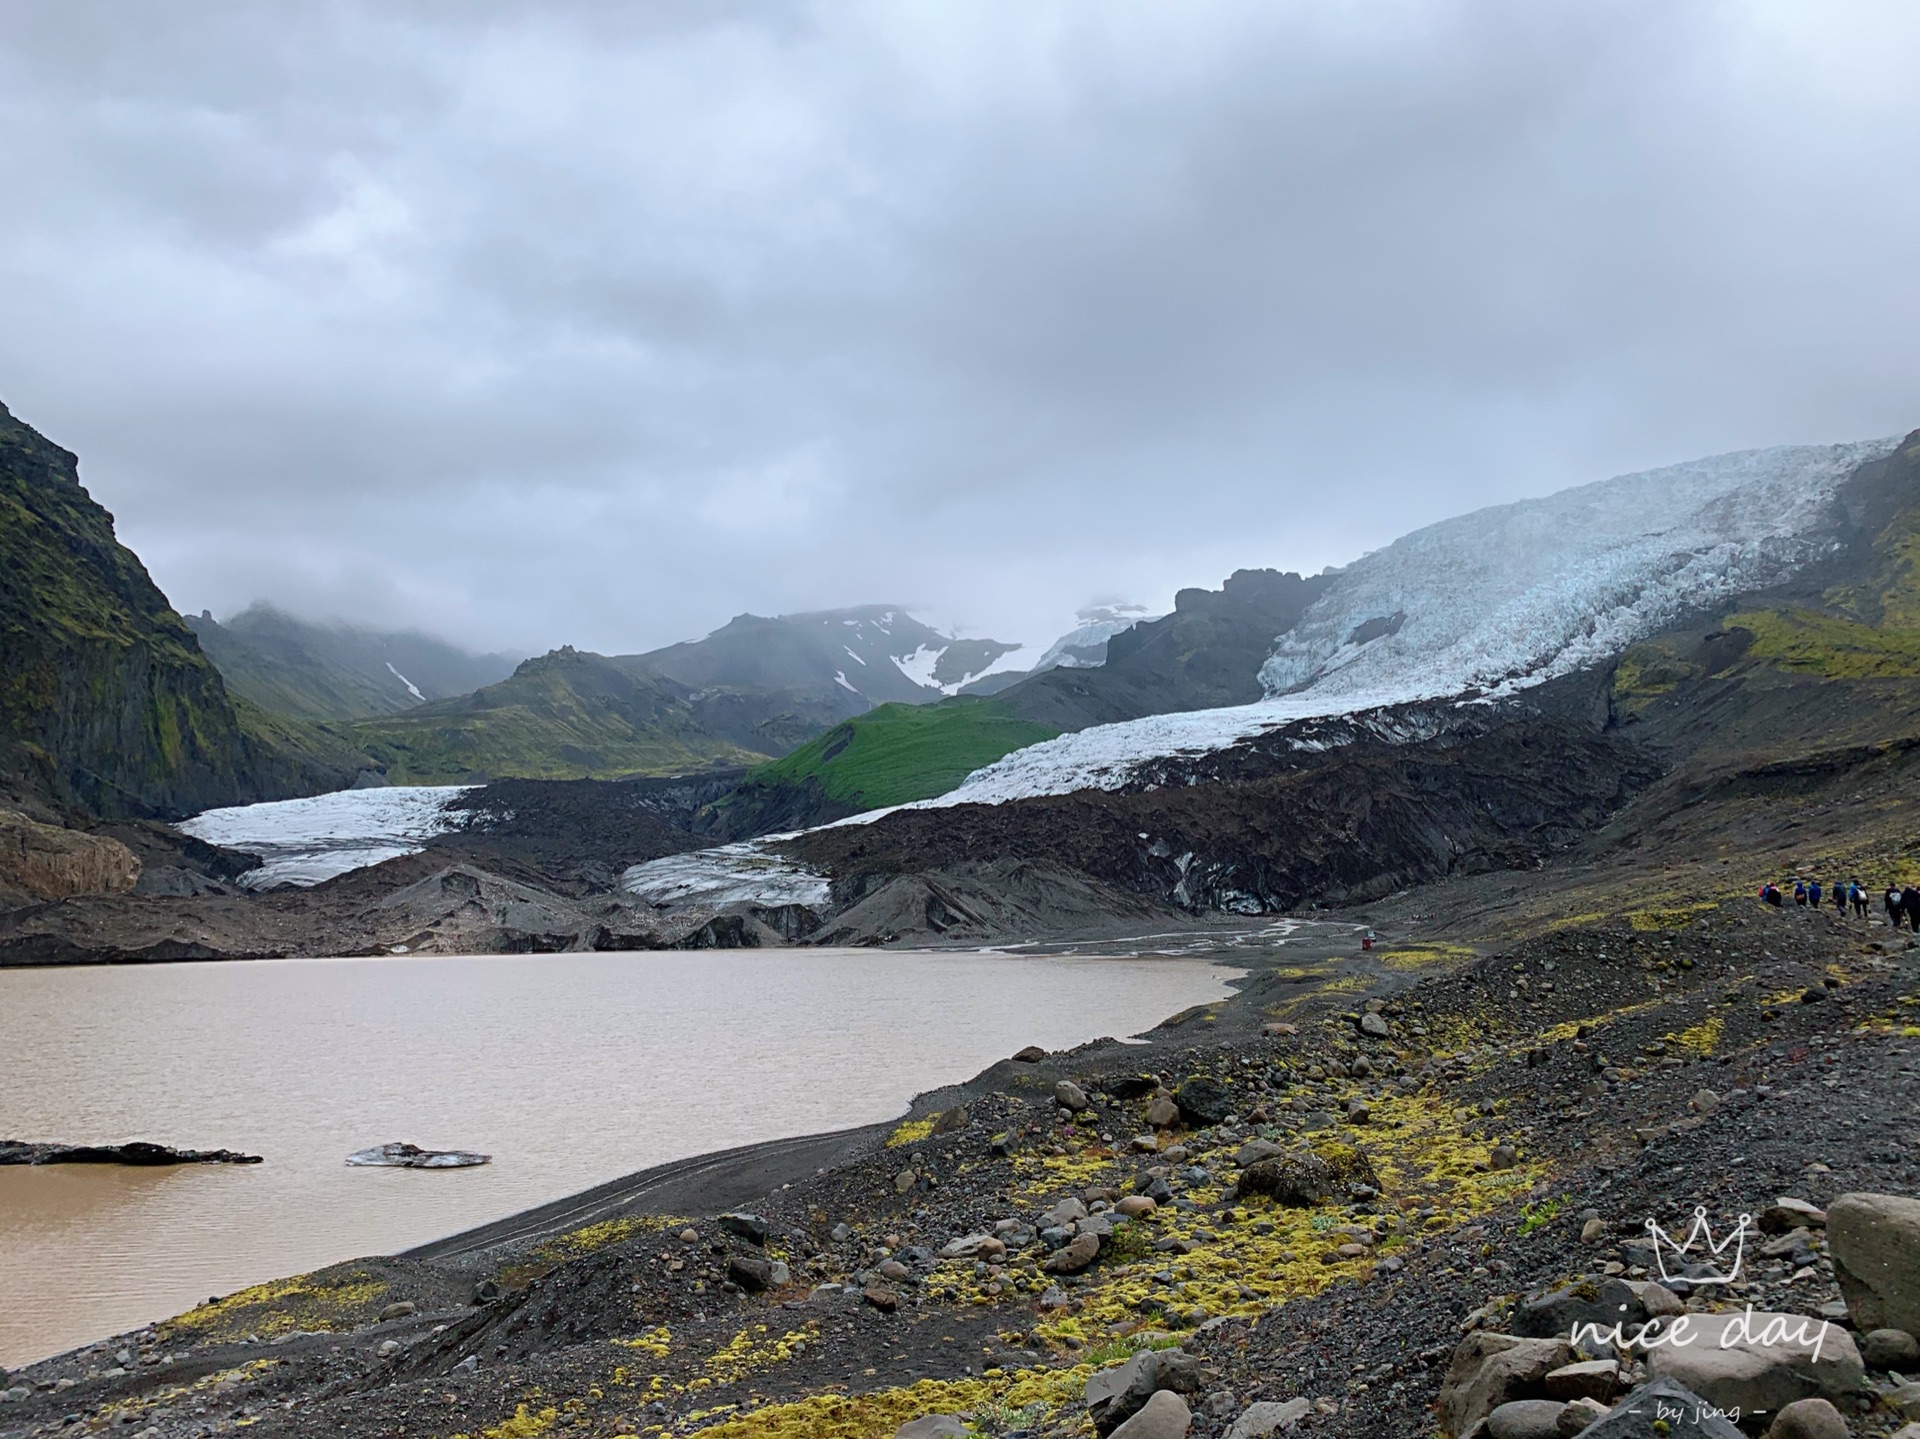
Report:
3,900,1920,1439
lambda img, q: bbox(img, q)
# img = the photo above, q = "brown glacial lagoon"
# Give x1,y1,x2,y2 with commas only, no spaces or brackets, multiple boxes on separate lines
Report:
0,947,1237,1365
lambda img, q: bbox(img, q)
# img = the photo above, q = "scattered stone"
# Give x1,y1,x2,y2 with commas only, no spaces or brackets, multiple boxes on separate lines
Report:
1439,1333,1576,1436
1864,1327,1920,1369
876,1259,910,1282
1146,1097,1181,1129
1647,1310,1863,1416
718,1212,770,1245
1056,1081,1091,1112
1239,1153,1335,1206
727,1255,773,1292
1489,1399,1568,1439
1689,1089,1721,1116
1116,1195,1158,1218
1489,1143,1519,1170
1555,1397,1608,1435
1225,1397,1310,1437
1513,1277,1653,1341
1233,1139,1283,1167
1760,1198,1828,1234
894,1169,917,1193
376,1340,400,1358
1580,1218,1608,1244
930,1106,969,1135
939,1234,1006,1260
1345,1097,1371,1124
1829,1192,1920,1335
1544,1359,1621,1403
1174,1077,1232,1128
1765,1397,1850,1439
894,1417,969,1439
377,1301,416,1322
862,1285,899,1314
1011,1046,1046,1063
1044,1232,1101,1274
1358,1012,1391,1039
1087,1350,1202,1434
679,1227,700,1243
1109,1390,1192,1439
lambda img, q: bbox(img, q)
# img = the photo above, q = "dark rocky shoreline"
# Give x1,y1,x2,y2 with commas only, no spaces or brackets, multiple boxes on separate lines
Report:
3,899,1917,1439
0,1141,261,1167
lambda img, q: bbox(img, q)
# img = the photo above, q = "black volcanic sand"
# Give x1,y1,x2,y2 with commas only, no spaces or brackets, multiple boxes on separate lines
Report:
5,902,1918,1439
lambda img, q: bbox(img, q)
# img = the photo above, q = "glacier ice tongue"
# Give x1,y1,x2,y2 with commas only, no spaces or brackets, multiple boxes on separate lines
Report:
177,785,470,889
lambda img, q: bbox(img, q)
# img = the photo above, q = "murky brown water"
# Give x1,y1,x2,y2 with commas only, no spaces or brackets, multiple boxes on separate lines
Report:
0,948,1235,1366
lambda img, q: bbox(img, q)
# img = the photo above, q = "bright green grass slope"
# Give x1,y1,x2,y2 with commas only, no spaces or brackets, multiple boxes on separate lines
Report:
715,698,1058,836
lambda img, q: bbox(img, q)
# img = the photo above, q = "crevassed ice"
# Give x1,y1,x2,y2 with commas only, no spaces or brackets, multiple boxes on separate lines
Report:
926,437,1898,807
178,785,470,888
622,843,832,908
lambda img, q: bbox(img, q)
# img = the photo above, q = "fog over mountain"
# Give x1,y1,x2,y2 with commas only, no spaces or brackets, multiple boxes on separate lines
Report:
3,1,1919,656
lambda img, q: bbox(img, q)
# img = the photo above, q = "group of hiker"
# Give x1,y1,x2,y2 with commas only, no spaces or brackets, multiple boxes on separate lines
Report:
1758,876,1920,928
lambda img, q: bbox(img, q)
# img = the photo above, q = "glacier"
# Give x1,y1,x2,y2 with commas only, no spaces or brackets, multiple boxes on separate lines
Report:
179,785,470,888
922,437,1898,807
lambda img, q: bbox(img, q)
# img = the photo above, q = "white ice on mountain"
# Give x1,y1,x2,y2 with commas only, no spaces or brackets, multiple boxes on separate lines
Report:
928,437,1898,807
621,841,832,908
179,785,470,888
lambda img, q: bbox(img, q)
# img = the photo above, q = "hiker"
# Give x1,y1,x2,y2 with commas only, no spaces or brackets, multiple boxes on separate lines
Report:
1360,928,1376,951
1835,881,1849,915
1809,879,1824,908
1794,880,1808,906
1888,886,1905,929
1852,882,1868,919
1760,882,1784,908
1904,885,1920,933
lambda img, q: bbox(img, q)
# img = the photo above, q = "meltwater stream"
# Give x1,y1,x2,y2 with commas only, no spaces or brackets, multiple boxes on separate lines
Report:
0,948,1236,1366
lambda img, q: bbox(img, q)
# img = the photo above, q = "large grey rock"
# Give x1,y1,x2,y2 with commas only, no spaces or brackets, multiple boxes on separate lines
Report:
1440,1333,1577,1436
1764,1397,1849,1439
1233,1139,1284,1167
1174,1077,1233,1127
1544,1360,1621,1402
1573,1377,1745,1437
1238,1153,1335,1206
1056,1081,1091,1112
1489,1399,1568,1439
894,1418,969,1439
1111,1390,1192,1439
1087,1351,1203,1435
1555,1397,1608,1435
1863,1328,1920,1369
1647,1310,1863,1417
1226,1397,1310,1437
1829,1193,1920,1335
1044,1232,1101,1274
1513,1278,1653,1344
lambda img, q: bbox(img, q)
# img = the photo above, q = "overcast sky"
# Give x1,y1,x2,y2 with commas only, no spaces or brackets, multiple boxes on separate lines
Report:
3,1,1918,658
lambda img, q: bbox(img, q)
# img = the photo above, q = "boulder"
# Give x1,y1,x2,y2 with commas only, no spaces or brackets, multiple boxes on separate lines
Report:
1239,1153,1335,1207
1110,1390,1192,1439
1439,1333,1576,1435
939,1234,1006,1260
1544,1360,1621,1402
1044,1232,1101,1274
895,1418,969,1439
1760,1199,1828,1235
1146,1097,1182,1129
1513,1278,1653,1344
1555,1398,1608,1435
1764,1397,1849,1439
862,1284,899,1313
1489,1400,1568,1439
1568,1377,1744,1437
1828,1192,1920,1335
718,1212,771,1245
1359,1012,1391,1038
1234,1139,1284,1167
1087,1350,1202,1435
1174,1077,1233,1127
377,1301,417,1321
1057,1081,1091,1112
1116,1195,1158,1218
1012,1046,1047,1063
1226,1397,1310,1437
1863,1328,1920,1369
1647,1310,1863,1417
727,1255,773,1292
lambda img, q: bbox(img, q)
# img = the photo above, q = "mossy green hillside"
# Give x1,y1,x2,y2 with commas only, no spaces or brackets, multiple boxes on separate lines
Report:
741,699,1058,812
343,647,768,783
0,401,362,815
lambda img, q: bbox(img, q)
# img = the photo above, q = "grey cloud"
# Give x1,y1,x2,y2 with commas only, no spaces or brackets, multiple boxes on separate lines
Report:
2,0,1917,657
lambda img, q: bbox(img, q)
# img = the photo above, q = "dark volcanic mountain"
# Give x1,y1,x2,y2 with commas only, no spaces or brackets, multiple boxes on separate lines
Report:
993,568,1334,732
188,605,518,721
0,401,361,819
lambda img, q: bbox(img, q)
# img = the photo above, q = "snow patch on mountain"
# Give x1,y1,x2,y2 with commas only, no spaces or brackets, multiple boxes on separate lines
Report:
1031,607,1159,673
927,437,1898,806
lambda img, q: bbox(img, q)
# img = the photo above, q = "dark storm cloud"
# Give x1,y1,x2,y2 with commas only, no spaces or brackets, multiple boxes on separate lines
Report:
2,1,1918,656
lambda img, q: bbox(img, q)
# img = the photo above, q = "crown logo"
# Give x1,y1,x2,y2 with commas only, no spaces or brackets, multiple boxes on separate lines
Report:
1644,1206,1750,1286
